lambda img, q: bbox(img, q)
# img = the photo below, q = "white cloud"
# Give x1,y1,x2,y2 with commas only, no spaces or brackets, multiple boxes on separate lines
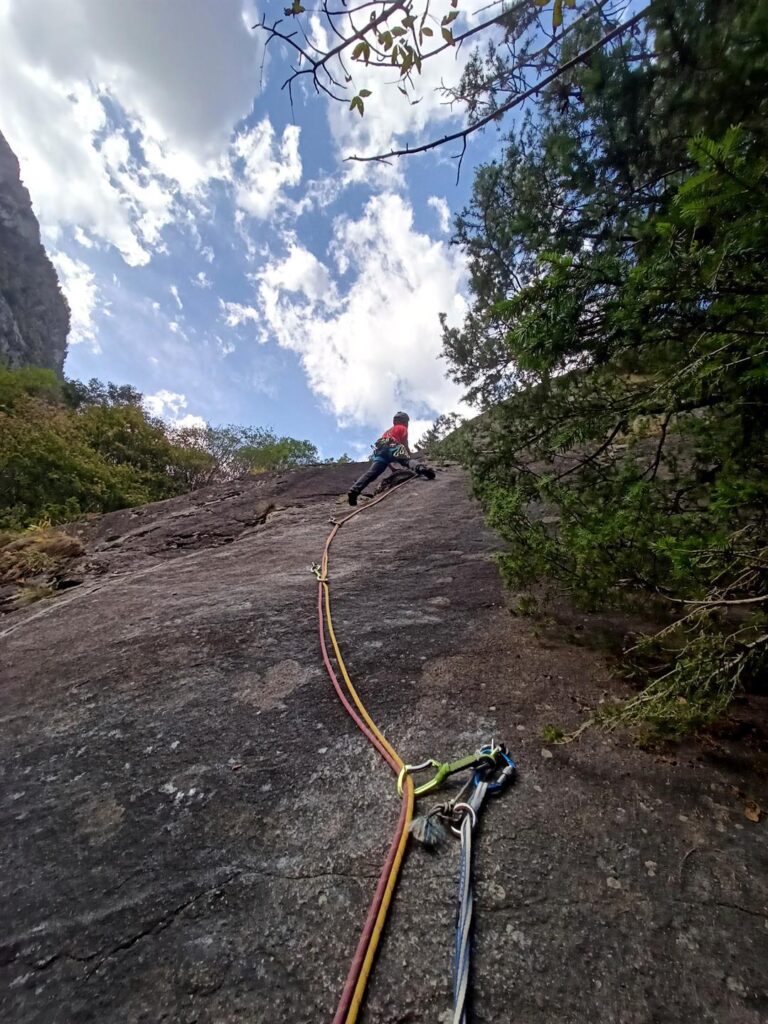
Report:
144,388,205,428
254,192,470,428
144,389,187,418
73,226,94,248
173,413,208,429
259,241,333,303
232,119,302,219
0,1,307,268
50,251,102,349
215,335,236,357
1,69,151,264
5,0,263,158
193,271,212,289
428,196,451,234
170,284,183,309
219,299,261,329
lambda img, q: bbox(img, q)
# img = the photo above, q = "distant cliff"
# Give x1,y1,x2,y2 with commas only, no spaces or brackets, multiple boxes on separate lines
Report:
0,129,69,373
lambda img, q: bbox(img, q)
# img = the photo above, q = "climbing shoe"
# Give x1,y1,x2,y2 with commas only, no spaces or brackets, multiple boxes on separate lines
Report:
417,465,436,480
347,490,359,506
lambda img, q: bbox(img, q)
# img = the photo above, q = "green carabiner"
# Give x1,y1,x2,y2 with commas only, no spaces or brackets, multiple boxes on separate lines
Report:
397,751,497,798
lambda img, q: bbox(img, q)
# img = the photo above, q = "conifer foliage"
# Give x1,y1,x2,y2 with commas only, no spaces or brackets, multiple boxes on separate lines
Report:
440,0,768,732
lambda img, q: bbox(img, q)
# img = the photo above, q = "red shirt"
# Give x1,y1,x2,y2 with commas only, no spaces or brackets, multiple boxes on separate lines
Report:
382,424,409,447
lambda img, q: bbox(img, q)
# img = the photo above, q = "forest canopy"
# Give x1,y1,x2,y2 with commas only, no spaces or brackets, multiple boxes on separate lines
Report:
0,366,335,529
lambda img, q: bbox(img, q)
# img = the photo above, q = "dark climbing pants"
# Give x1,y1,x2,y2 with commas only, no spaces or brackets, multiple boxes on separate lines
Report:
350,456,420,495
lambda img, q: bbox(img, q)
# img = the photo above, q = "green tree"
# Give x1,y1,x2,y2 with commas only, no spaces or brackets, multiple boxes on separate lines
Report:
0,366,64,408
169,425,319,484
418,413,464,459
239,435,319,473
0,368,325,528
441,0,768,733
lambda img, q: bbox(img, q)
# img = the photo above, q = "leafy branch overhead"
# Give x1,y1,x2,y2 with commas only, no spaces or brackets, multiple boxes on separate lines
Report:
254,0,650,163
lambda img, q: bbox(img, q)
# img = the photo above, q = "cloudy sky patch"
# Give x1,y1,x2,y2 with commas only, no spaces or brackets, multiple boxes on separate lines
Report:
1,0,493,453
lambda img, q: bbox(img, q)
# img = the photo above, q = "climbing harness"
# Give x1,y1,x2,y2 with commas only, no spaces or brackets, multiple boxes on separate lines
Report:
314,479,516,1024
372,435,409,461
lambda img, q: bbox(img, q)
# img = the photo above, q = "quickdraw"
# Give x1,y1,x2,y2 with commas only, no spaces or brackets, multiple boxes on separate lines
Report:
396,750,498,798
408,744,517,1024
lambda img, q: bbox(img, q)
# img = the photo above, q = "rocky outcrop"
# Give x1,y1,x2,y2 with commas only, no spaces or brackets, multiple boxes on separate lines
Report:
2,464,767,1022
0,129,69,373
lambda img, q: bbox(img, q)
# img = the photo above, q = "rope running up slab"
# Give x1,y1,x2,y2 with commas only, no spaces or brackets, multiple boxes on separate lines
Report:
315,479,416,1024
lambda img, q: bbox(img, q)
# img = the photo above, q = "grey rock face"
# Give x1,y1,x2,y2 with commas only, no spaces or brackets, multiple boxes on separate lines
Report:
2,464,767,1023
0,129,69,373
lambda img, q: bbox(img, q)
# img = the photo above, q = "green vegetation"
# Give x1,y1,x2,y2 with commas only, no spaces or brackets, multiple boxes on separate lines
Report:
0,366,329,529
437,0,768,735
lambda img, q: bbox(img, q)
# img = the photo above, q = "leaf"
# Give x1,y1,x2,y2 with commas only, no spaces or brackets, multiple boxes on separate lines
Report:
744,801,762,823
379,30,393,50
358,88,371,98
553,0,563,29
402,15,416,29
349,95,364,116
391,26,406,38
284,1,305,14
442,27,454,44
409,813,449,848
442,10,460,25
351,40,369,62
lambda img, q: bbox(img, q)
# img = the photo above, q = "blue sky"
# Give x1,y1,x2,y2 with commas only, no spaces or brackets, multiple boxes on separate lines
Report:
1,0,503,457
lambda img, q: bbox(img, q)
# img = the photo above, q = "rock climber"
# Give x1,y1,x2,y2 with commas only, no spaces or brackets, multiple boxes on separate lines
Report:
347,411,435,506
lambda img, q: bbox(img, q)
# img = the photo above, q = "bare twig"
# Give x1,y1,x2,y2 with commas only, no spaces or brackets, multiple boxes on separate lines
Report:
669,594,768,608
644,408,673,482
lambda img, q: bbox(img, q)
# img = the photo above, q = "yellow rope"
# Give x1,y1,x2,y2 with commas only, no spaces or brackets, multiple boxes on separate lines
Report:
320,485,416,1023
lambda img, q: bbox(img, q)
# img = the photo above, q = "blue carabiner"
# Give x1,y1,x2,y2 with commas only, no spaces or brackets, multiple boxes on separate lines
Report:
474,743,516,794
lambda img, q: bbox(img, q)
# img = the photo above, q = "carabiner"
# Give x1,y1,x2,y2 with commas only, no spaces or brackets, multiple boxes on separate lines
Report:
398,751,497,798
476,743,516,794
397,758,441,796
